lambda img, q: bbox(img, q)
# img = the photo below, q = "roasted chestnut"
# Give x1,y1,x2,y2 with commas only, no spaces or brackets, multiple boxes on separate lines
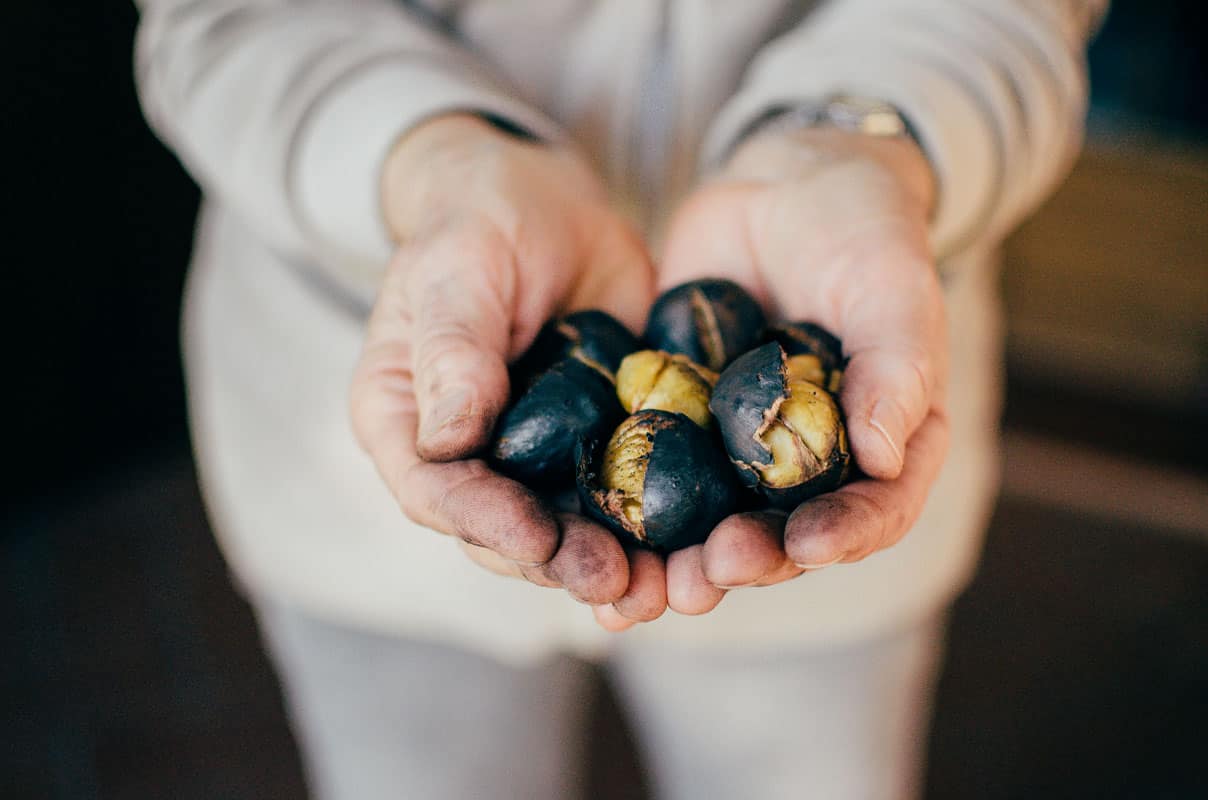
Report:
577,410,739,552
511,310,640,388
710,343,850,509
492,357,624,487
644,279,766,372
764,321,846,394
615,350,717,428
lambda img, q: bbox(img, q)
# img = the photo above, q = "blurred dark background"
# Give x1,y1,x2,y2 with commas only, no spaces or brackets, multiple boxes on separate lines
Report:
4,2,1206,798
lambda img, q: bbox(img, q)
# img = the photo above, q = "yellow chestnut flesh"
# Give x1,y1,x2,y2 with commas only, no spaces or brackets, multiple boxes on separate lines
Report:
616,350,717,428
786,353,842,394
599,415,654,536
754,380,842,489
785,354,825,386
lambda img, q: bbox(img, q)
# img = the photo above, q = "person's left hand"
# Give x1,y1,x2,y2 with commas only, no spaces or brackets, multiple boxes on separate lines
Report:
593,126,950,631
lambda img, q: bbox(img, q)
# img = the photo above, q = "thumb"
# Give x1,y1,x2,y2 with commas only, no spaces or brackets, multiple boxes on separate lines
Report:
407,227,517,462
836,259,947,481
565,222,658,335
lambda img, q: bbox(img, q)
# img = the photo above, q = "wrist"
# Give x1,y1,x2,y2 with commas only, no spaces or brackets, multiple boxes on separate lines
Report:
725,126,936,217
381,113,528,241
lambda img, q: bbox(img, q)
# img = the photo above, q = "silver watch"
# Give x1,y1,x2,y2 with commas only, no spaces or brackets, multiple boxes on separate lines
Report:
741,93,917,144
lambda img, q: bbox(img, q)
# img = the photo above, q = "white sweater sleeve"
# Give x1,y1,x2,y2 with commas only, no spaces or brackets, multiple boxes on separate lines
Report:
135,0,563,274
702,0,1109,259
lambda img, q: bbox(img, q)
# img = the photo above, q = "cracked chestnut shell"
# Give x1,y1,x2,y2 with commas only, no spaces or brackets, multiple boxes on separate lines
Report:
511,310,640,389
577,410,739,553
644,279,766,372
615,350,717,428
492,357,624,487
764,321,846,394
709,343,851,509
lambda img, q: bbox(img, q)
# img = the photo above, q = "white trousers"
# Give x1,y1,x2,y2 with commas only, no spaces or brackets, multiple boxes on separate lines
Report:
256,600,947,800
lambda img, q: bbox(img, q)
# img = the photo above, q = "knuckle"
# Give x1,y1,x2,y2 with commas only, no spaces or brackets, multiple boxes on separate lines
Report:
461,542,515,578
395,475,433,528
414,322,477,379
518,563,561,589
867,342,933,401
904,351,935,401
616,593,665,622
430,462,492,533
383,242,426,296
554,536,624,602
848,489,900,559
347,384,376,453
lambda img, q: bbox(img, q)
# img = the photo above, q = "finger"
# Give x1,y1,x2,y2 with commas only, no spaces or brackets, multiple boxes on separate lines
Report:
612,549,668,623
405,459,562,563
405,226,517,462
666,545,727,615
700,512,791,589
840,341,940,480
460,539,632,596
593,603,637,633
753,559,808,586
836,259,946,480
529,514,629,606
514,559,565,590
459,541,526,580
350,355,561,564
352,361,560,566
464,527,638,604
567,224,658,335
784,411,949,568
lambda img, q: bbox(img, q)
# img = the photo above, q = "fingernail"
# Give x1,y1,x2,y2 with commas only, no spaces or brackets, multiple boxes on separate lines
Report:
869,398,905,470
793,554,845,571
420,387,471,440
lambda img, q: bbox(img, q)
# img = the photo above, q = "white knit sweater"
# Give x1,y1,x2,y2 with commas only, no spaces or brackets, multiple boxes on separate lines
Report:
136,0,1106,664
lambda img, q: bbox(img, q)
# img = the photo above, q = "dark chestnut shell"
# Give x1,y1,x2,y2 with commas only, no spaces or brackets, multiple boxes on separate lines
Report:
764,321,844,372
709,342,850,509
760,449,849,510
511,310,640,389
492,358,624,487
577,411,739,553
764,321,846,394
644,279,766,372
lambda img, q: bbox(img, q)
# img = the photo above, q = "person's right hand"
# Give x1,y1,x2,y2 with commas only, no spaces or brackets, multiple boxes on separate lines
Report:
350,114,667,625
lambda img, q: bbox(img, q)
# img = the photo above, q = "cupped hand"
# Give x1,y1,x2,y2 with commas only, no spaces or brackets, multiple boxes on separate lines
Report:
349,114,665,622
654,126,950,619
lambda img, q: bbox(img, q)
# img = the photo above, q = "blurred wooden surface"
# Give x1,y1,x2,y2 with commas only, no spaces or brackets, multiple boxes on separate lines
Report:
1004,141,1208,409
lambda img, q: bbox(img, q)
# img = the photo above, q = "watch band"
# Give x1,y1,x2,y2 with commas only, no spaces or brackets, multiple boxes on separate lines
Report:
736,94,922,151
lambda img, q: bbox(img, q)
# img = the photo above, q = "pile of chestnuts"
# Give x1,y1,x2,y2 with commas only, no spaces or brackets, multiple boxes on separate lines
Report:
491,279,852,553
